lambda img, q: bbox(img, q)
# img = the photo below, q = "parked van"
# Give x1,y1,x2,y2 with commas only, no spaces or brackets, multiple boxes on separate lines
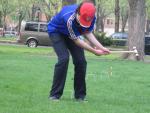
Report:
17,21,52,47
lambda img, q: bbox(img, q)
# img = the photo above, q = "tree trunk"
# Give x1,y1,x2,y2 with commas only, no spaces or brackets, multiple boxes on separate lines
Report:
126,0,145,61
96,4,99,32
146,19,150,35
115,0,120,32
100,19,104,32
32,4,35,21
62,0,76,6
121,9,128,32
0,11,2,27
18,14,23,34
96,16,104,32
95,15,100,32
2,15,6,37
95,2,107,32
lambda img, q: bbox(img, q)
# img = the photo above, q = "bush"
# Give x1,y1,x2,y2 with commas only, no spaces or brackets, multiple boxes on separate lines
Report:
94,32,113,46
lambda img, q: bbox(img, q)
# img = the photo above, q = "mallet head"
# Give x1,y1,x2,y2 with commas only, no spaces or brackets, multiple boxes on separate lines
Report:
133,46,139,56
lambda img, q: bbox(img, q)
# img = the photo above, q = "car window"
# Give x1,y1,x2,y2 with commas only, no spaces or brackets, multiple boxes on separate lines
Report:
122,33,128,39
114,33,121,38
112,33,118,37
25,23,38,31
145,37,150,45
111,33,128,39
39,24,47,32
122,34,127,37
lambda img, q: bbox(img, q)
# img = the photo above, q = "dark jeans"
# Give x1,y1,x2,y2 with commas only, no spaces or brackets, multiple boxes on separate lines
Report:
49,32,87,99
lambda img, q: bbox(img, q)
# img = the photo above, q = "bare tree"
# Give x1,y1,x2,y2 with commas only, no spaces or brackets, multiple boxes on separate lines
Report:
115,0,120,32
125,0,146,61
120,1,129,32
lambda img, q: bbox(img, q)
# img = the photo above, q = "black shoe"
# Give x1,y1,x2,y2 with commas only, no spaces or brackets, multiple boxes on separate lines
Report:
49,96,60,101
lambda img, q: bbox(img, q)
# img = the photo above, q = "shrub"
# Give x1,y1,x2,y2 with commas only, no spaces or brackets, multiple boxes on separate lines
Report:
94,32,113,46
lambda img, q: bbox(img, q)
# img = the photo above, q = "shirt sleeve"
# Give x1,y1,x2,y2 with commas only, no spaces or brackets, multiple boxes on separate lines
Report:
67,14,80,40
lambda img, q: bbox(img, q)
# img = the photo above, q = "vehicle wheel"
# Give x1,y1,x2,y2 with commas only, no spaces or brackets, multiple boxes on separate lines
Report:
27,39,38,47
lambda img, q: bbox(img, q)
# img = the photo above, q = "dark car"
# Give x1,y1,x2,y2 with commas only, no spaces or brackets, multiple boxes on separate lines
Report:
110,32,128,39
110,33,150,55
17,21,52,47
145,36,150,55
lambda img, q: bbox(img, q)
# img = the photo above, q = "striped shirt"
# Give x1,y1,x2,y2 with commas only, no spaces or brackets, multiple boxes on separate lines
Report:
47,4,96,40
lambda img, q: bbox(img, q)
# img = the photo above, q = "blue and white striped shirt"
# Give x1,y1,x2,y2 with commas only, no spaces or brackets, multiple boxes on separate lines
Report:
47,4,96,40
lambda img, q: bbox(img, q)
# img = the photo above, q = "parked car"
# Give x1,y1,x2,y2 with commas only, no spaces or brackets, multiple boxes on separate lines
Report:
145,36,150,55
4,31,18,37
17,21,52,47
110,32,128,39
110,33,150,55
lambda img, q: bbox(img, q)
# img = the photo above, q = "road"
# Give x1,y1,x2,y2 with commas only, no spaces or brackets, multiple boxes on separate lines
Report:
0,42,52,48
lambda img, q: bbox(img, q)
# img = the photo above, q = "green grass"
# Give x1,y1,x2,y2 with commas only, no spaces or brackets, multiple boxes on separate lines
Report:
0,37,17,41
0,45,150,113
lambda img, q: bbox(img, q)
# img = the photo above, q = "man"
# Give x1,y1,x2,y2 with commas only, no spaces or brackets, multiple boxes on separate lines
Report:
47,1,110,101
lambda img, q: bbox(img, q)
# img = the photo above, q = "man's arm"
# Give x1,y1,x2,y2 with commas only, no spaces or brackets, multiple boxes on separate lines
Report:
73,38,106,56
84,32,110,53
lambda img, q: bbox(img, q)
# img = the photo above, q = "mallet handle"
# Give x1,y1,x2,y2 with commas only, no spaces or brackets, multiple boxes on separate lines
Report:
111,51,135,53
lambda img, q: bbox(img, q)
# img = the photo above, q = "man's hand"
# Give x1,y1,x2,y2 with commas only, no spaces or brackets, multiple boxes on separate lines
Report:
93,49,107,56
73,38,110,56
101,47,110,54
94,47,110,55
85,33,110,55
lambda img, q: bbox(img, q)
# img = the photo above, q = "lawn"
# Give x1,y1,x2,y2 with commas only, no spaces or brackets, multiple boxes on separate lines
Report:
0,45,150,113
0,37,17,41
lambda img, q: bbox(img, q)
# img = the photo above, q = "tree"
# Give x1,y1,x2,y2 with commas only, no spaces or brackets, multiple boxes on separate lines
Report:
114,0,120,32
62,0,77,6
28,0,62,22
120,0,128,32
29,0,44,21
0,11,2,27
95,0,114,32
145,0,150,35
41,0,62,21
82,0,96,4
0,0,15,36
126,0,146,61
14,0,30,33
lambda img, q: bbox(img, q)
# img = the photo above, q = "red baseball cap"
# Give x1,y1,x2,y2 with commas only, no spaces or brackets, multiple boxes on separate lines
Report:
78,2,96,27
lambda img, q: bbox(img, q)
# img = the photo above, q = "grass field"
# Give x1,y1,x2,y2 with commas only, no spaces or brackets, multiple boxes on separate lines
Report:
0,45,150,113
0,37,17,41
